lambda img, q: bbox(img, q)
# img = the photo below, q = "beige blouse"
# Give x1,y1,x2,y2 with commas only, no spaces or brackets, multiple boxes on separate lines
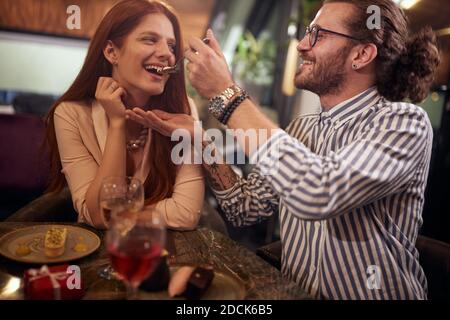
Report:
53,98,205,230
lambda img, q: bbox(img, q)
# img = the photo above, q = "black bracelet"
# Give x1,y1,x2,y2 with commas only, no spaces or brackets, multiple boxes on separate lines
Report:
219,92,249,125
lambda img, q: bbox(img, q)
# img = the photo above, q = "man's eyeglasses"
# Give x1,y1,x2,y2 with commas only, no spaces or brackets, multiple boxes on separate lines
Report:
303,25,363,48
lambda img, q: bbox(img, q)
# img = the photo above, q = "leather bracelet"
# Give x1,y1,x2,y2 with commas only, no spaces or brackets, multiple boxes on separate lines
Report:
219,92,249,125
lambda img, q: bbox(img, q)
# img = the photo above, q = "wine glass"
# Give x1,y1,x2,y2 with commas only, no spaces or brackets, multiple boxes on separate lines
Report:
98,176,144,279
99,176,144,226
106,212,166,300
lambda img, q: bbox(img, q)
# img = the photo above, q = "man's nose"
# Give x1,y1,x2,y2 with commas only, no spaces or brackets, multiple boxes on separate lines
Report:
297,34,311,52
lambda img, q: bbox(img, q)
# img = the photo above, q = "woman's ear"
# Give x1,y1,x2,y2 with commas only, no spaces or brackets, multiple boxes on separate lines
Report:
103,40,119,66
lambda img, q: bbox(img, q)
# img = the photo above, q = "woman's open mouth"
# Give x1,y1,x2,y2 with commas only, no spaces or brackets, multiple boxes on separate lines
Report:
144,65,164,76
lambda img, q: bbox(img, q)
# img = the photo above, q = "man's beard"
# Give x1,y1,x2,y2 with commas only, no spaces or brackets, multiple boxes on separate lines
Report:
295,45,352,96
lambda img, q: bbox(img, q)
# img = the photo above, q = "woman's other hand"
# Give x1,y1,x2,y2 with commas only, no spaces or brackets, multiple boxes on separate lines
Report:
126,108,197,139
95,77,127,124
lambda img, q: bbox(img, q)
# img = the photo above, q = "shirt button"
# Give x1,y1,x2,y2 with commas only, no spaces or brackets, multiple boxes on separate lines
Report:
314,221,321,228
310,265,316,273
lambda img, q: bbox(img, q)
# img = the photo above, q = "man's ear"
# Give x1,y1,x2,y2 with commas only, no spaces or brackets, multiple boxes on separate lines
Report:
103,40,119,65
351,43,377,69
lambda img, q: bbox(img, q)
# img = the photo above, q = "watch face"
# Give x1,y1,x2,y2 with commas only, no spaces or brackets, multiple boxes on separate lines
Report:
209,96,225,118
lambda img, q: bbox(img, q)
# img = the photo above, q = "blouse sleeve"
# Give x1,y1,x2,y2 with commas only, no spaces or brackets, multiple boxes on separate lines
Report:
53,102,105,228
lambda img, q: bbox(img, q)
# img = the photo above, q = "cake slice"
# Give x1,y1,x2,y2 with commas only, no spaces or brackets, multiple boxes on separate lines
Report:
44,227,67,257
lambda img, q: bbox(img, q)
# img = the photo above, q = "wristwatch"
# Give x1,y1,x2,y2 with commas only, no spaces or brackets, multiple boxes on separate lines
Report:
208,84,243,120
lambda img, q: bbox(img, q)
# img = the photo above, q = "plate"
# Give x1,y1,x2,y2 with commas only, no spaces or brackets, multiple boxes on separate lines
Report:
0,224,101,264
139,266,246,300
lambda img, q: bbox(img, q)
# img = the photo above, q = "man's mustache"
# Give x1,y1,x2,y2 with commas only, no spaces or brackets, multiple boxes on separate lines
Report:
299,55,316,62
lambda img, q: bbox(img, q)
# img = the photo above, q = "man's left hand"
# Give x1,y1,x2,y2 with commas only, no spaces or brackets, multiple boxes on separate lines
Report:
126,108,197,139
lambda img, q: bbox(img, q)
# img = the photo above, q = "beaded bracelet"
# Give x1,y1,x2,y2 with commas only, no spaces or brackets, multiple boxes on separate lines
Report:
219,92,249,125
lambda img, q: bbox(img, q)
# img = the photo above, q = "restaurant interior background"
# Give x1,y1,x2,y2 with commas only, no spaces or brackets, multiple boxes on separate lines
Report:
0,0,449,250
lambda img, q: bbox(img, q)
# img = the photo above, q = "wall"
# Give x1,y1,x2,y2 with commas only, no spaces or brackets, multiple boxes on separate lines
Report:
0,0,215,41
0,31,88,95
0,0,215,95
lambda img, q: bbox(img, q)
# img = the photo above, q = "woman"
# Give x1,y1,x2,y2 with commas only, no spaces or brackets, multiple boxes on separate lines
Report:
45,0,204,229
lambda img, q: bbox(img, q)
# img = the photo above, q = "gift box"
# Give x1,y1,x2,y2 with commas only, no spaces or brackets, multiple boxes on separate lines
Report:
140,253,170,292
24,265,85,300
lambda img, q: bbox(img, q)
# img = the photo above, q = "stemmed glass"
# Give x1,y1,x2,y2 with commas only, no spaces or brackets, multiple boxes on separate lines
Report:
98,176,144,280
106,211,166,300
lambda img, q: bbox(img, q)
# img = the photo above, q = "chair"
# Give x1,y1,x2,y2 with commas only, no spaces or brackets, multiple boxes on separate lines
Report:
12,93,56,118
5,187,78,223
256,235,450,300
256,239,282,270
0,113,50,219
416,235,450,300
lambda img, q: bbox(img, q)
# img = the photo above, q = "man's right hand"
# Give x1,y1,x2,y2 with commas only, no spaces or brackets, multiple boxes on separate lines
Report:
95,77,127,124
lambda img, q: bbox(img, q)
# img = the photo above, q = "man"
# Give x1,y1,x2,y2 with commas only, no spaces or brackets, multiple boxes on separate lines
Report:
127,0,439,299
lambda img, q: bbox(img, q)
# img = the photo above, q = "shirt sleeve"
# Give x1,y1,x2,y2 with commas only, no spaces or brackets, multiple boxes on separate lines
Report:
212,168,280,227
54,103,104,227
249,105,432,220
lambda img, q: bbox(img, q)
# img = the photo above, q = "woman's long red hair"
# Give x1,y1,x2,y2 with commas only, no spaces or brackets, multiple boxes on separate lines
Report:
44,0,190,204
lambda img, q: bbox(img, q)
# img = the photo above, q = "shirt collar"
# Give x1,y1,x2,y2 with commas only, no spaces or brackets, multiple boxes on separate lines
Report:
320,87,382,125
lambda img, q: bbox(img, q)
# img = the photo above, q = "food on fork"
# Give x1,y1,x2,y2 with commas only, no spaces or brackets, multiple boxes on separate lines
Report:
44,227,67,257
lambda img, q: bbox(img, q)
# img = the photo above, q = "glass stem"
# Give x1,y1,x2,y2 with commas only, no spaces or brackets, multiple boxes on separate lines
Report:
126,282,139,300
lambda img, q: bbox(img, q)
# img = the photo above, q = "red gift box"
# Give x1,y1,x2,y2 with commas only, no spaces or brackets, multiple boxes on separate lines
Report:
24,265,85,300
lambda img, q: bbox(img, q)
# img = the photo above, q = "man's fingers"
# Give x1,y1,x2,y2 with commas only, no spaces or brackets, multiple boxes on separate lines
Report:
146,111,171,135
205,28,224,57
152,109,175,120
188,37,207,55
125,110,146,126
184,48,201,63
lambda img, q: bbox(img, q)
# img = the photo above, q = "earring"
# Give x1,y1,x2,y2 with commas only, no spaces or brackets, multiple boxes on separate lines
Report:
352,64,359,70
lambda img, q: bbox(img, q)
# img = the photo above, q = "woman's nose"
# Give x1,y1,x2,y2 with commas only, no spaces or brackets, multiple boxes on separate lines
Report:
155,41,173,60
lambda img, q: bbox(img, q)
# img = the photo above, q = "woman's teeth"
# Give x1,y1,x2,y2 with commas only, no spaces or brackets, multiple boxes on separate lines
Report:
144,65,164,75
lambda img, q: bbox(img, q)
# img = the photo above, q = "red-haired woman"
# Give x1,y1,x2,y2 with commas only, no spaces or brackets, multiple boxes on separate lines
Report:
45,0,204,229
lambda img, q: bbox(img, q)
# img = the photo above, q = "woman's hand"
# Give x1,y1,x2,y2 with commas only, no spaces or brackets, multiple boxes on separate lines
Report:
126,108,197,139
95,77,127,125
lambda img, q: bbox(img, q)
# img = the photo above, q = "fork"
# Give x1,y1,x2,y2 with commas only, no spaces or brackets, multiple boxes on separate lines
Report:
160,37,210,74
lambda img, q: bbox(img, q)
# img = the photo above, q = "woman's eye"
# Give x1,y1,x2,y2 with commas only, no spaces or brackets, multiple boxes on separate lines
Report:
142,37,156,44
168,44,176,53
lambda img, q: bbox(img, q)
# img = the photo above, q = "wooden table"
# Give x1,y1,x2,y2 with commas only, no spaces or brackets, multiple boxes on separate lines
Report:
0,222,309,300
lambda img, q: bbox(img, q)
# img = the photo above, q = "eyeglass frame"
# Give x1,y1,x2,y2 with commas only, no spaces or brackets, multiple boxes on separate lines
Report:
303,25,364,48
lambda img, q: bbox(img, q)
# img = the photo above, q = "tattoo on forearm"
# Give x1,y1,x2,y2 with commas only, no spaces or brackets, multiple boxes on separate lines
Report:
201,139,238,191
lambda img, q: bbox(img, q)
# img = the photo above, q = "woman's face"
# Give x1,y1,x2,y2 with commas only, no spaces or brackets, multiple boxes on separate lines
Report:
111,13,177,97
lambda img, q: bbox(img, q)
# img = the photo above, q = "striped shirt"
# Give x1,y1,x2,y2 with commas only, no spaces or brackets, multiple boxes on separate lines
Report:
213,87,432,299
